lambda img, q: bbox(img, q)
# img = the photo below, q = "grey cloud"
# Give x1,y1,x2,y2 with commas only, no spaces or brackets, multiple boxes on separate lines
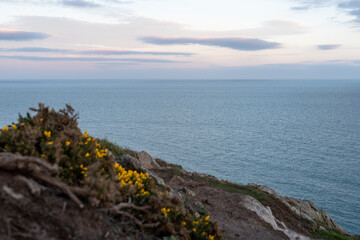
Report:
349,9,360,22
139,37,281,51
0,30,49,41
60,0,100,7
291,0,337,9
317,44,341,50
338,1,360,9
0,47,70,53
81,50,194,56
0,55,182,63
293,0,360,23
338,1,360,22
0,47,194,56
291,6,310,10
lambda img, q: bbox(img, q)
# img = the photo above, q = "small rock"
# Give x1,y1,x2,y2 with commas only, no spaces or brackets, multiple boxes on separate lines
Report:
138,151,161,170
168,175,185,186
179,187,196,197
319,226,326,231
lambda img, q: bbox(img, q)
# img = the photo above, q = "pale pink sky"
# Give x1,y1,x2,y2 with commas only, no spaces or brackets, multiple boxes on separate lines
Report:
0,0,360,79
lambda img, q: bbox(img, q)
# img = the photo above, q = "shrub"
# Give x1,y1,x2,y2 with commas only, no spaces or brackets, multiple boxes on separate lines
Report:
0,103,222,239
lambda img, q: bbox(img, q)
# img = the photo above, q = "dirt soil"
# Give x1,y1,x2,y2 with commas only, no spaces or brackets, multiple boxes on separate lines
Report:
153,167,294,240
0,170,152,240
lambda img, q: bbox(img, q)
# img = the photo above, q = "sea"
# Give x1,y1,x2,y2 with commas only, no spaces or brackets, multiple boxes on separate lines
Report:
0,79,359,234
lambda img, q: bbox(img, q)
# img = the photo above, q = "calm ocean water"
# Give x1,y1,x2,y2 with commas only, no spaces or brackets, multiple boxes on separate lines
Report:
0,80,359,234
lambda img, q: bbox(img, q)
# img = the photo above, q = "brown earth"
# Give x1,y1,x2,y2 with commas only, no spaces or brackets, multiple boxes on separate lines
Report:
0,150,355,240
0,169,154,240
153,168,293,240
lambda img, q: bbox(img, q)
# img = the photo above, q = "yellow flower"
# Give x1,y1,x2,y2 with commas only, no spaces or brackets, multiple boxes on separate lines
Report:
48,141,53,145
182,221,187,226
12,124,17,129
205,215,210,221
84,173,87,177
40,118,43,122
85,152,90,157
44,131,51,138
3,126,9,131
209,235,214,240
161,207,169,216
41,154,46,158
192,228,196,232
65,141,71,146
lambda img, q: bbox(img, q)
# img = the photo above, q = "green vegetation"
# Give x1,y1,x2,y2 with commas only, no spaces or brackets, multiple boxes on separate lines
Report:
239,185,274,204
97,138,133,158
194,174,273,204
312,230,355,240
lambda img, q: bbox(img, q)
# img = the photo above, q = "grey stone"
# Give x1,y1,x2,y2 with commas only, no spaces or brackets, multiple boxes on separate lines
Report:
138,151,161,169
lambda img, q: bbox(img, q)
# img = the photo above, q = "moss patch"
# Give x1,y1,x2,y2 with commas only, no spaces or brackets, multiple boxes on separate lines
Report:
97,138,133,158
312,230,355,240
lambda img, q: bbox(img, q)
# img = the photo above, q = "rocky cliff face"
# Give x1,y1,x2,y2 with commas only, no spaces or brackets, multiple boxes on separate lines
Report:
0,150,355,240
120,151,351,240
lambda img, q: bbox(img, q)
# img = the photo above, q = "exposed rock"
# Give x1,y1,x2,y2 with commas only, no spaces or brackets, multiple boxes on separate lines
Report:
249,184,345,234
283,197,345,233
249,183,278,196
240,195,310,240
137,151,161,169
179,187,196,198
168,175,185,185
118,154,166,186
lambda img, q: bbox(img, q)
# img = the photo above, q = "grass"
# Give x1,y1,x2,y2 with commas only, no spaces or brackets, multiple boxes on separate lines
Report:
238,185,274,204
191,174,273,204
173,167,183,177
312,230,356,240
97,138,132,158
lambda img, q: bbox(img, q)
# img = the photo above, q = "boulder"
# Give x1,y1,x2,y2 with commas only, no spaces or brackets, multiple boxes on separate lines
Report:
240,195,310,240
138,151,161,170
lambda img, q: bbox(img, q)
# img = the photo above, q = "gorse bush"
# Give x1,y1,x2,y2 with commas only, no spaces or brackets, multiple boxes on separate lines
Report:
0,103,113,186
0,104,222,239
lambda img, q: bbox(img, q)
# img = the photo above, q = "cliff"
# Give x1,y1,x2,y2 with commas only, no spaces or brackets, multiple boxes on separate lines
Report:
0,104,358,240
0,147,356,240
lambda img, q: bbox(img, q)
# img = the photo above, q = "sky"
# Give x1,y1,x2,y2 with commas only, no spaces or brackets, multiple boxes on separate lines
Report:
0,0,360,80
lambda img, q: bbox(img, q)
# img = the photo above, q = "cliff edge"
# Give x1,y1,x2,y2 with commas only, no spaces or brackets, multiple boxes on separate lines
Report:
0,104,357,240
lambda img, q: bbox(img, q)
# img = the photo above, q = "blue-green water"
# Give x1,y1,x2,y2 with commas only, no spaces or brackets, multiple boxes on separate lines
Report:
0,80,359,234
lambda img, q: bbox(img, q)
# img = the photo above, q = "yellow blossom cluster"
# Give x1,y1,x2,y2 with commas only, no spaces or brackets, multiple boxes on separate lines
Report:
1,125,11,134
113,162,150,197
79,131,108,160
161,207,171,217
96,146,107,158
80,164,88,178
44,130,51,138
191,215,215,240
